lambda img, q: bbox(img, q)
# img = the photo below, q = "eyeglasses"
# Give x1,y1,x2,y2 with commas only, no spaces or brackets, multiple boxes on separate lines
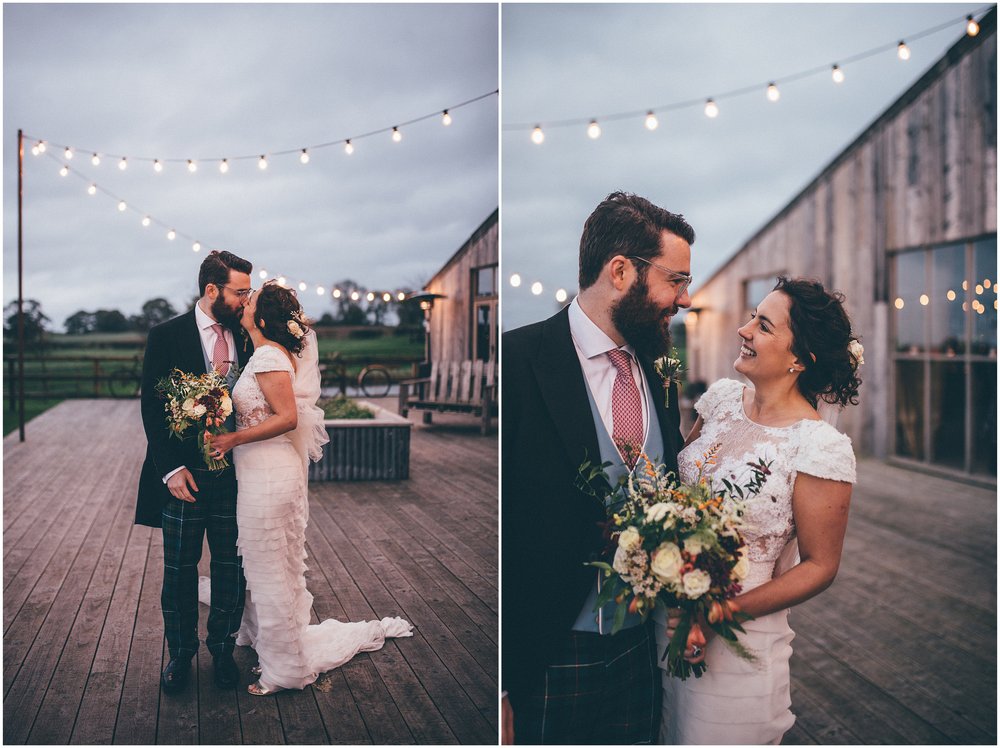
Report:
216,284,253,299
628,256,693,295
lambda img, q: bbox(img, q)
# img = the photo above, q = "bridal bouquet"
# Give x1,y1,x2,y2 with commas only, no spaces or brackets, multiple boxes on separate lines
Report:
156,368,235,471
578,445,771,680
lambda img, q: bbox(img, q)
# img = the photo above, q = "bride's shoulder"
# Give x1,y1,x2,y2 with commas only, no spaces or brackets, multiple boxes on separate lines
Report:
794,420,856,483
251,344,294,372
694,378,744,421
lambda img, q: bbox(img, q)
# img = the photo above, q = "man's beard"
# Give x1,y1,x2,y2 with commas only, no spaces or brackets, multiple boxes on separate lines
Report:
211,294,243,329
610,277,674,360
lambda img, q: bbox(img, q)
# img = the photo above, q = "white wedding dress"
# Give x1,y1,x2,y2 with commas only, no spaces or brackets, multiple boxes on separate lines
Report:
654,378,856,744
226,333,413,691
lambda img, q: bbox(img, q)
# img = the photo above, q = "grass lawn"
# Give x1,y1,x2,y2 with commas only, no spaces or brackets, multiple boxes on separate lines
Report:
3,398,64,437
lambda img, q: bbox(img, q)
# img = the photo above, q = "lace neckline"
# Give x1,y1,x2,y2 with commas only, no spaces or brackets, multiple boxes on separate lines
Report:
737,385,820,431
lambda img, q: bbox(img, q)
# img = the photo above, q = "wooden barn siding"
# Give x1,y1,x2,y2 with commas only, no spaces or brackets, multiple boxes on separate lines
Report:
427,221,499,363
688,30,996,457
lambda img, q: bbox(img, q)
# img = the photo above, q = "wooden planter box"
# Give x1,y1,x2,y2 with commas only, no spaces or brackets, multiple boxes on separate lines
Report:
308,402,412,481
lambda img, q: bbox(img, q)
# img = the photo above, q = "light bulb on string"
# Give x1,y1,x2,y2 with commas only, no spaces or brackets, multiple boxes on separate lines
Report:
167,229,176,241
87,184,97,195
531,282,543,296
187,160,197,173
30,144,40,156
298,282,307,292
555,289,568,303
897,41,911,61
366,292,376,302
64,147,73,160
832,65,845,84
258,155,268,170
142,216,151,227
317,287,325,296
59,165,69,177
118,200,127,212
333,289,342,299
644,111,659,130
219,159,229,173
118,157,127,171
382,292,392,302
192,242,201,252
391,127,402,143
510,273,522,288
344,140,354,155
531,126,545,145
37,141,46,153
396,292,406,301
967,15,980,36
300,149,310,164
767,82,780,102
587,120,601,139
153,159,163,173
441,110,452,126
350,291,360,301
278,276,287,286
704,99,719,118
259,270,268,280
91,153,100,166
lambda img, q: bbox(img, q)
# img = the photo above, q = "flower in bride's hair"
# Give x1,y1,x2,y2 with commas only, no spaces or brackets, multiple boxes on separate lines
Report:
848,339,865,368
287,319,305,339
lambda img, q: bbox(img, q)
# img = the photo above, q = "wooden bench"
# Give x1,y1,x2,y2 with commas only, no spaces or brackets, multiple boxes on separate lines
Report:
398,359,496,435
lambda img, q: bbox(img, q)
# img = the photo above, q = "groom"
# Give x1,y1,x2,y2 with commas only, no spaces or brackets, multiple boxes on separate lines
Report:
501,192,694,744
135,250,254,693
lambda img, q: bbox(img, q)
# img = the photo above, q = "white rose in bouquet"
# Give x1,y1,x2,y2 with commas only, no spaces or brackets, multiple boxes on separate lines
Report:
682,568,712,598
645,503,670,523
683,530,716,556
220,395,233,418
650,541,683,584
618,526,641,551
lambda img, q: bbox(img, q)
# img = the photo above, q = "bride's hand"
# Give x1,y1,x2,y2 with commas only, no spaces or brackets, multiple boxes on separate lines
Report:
206,431,240,458
666,608,713,664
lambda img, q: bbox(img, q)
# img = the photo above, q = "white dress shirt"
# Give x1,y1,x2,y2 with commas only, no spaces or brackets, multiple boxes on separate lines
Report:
162,303,237,483
567,297,650,451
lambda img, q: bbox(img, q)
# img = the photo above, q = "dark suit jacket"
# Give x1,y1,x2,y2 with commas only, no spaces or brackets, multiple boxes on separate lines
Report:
134,309,252,527
501,306,683,703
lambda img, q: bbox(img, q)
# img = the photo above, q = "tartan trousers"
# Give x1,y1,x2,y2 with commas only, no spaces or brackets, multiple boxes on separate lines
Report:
513,623,660,745
161,469,246,659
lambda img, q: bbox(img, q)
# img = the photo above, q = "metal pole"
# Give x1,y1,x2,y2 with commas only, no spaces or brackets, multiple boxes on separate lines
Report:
17,128,25,441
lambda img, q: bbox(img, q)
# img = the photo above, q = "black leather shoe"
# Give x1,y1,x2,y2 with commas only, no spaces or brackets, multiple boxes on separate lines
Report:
161,657,192,694
213,652,239,689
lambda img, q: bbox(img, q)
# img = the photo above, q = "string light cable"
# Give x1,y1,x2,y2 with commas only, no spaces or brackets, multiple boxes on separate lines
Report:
504,7,992,138
26,89,497,169
40,149,415,303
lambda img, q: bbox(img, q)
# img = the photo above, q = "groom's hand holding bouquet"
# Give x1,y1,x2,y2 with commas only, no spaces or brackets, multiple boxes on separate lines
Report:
578,445,771,680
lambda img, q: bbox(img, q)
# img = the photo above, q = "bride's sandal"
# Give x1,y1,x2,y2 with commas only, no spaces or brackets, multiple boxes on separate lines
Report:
248,681,283,696
250,664,262,677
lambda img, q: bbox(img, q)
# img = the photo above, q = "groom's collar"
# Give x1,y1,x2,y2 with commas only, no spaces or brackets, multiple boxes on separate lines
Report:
568,297,637,361
194,301,222,333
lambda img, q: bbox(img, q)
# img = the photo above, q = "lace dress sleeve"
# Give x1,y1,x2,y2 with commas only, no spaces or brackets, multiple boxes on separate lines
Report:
252,345,294,375
794,421,857,483
694,378,743,423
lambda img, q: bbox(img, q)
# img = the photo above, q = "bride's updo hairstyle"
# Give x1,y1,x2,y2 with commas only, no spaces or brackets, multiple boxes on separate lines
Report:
253,282,310,356
774,276,862,408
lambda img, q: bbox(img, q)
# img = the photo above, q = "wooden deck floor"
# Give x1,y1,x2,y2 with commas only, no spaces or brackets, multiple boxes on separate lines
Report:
784,459,996,745
3,399,497,744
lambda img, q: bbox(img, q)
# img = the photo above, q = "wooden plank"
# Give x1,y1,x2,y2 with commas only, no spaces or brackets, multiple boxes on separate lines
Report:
28,477,140,744
71,524,151,744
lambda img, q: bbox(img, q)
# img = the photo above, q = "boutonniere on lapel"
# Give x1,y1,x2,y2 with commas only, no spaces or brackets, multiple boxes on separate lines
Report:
652,349,683,409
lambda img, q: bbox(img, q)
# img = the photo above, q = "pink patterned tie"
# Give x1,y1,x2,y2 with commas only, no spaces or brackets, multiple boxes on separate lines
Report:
211,324,230,376
608,348,645,469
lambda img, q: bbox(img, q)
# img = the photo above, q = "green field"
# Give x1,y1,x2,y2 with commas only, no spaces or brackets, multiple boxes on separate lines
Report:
3,330,424,435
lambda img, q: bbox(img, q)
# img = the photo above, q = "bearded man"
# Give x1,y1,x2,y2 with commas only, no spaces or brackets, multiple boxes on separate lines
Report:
501,192,695,744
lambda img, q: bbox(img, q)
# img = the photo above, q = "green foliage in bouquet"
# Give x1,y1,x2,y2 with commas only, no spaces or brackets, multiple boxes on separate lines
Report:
578,445,772,680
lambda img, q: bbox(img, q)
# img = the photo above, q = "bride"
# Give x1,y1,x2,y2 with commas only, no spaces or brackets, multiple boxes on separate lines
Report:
655,277,861,744
207,281,413,696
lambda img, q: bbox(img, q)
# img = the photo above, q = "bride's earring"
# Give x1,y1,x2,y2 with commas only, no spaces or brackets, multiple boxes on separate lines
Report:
788,367,795,374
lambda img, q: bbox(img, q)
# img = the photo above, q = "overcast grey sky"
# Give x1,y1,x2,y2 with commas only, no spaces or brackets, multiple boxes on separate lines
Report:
501,2,989,331
4,3,498,331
